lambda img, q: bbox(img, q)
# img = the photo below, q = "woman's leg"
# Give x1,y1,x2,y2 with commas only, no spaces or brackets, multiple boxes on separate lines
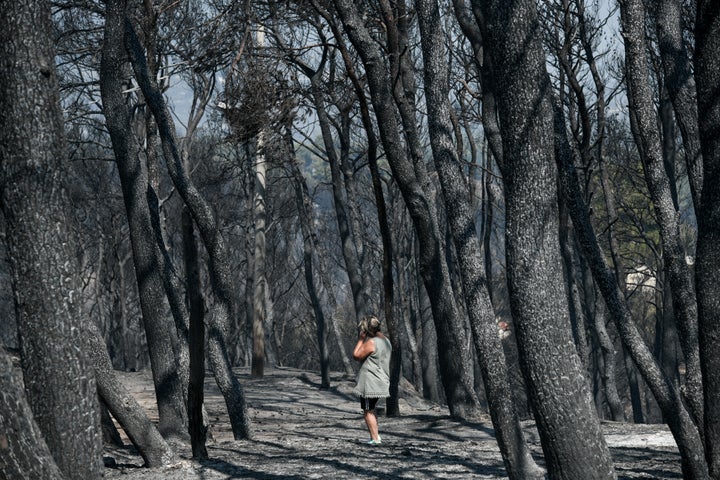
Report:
364,410,379,440
360,398,380,441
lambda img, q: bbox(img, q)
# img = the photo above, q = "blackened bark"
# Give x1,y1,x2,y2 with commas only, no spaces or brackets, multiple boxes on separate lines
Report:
183,207,208,459
100,399,124,447
473,0,617,477
286,126,331,388
380,0,478,417
654,0,703,210
327,25,402,414
554,96,709,478
415,0,543,476
0,1,103,478
140,2,191,400
594,300,626,421
123,18,251,439
87,323,175,467
620,0,704,443
0,349,66,479
695,2,720,478
559,199,590,367
100,0,188,441
331,0,481,420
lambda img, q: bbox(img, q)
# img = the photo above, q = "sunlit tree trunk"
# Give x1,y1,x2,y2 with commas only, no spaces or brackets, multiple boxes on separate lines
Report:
251,129,268,379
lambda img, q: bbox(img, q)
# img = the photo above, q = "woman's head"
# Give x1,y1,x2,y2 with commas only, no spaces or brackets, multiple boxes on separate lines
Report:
358,315,381,337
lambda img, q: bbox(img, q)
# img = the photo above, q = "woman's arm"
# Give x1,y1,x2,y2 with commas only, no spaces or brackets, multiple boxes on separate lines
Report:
353,332,375,361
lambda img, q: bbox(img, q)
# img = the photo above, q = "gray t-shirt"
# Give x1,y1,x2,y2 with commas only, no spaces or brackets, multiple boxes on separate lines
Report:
353,336,392,399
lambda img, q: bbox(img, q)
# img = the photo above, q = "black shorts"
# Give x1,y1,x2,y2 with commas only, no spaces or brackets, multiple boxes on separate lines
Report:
360,397,379,411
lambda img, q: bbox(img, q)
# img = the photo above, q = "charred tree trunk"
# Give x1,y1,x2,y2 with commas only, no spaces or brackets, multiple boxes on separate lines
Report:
473,0,617,476
328,26,402,414
654,0,703,210
331,0,481,420
415,0,543,477
554,95,709,478
0,349,66,479
0,2,104,478
620,0,704,437
87,323,175,467
183,206,208,459
100,0,188,441
123,18,251,439
695,2,720,478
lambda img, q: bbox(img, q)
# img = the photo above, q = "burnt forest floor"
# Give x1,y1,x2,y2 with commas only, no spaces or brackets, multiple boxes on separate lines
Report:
103,367,683,479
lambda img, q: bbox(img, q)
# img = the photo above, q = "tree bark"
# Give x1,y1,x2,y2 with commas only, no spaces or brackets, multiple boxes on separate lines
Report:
251,130,268,379
100,0,188,441
183,206,208,459
473,0,617,477
331,0,481,420
327,25,402,413
695,2,720,478
653,0,703,210
620,0,704,437
0,349,66,480
123,17,251,439
415,0,544,476
594,298,626,421
0,1,103,477
554,95,709,478
87,323,175,467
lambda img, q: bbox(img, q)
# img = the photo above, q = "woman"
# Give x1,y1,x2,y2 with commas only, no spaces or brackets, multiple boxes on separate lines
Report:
352,315,392,445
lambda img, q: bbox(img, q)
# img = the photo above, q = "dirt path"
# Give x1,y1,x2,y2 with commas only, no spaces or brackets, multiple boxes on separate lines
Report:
103,367,682,479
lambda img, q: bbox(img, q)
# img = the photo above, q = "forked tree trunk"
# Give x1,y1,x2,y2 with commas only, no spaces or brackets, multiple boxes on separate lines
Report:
100,0,189,441
123,17,251,439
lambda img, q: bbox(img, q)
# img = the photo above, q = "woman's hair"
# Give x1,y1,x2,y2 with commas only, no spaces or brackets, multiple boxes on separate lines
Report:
358,315,381,337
